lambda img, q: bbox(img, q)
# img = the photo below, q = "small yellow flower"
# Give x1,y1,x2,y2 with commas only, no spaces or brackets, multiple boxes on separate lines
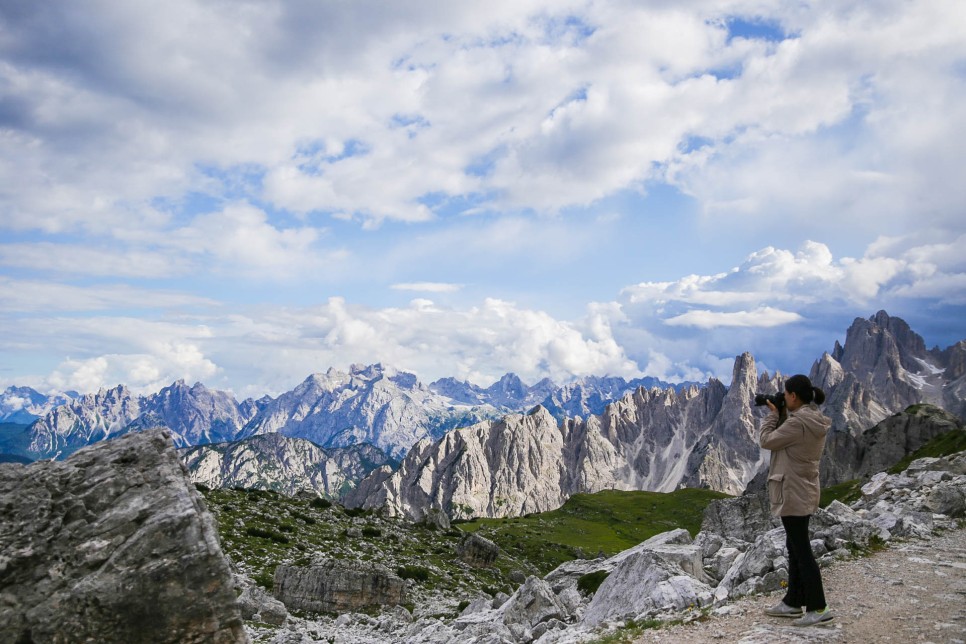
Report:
780,580,788,588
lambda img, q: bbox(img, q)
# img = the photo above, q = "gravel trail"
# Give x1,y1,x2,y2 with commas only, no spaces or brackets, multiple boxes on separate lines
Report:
633,526,966,644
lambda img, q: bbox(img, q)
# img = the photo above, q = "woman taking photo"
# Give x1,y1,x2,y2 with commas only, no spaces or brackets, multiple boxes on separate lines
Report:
760,374,835,626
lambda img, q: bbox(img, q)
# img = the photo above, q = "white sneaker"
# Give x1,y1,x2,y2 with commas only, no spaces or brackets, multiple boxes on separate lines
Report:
792,608,834,626
764,601,803,618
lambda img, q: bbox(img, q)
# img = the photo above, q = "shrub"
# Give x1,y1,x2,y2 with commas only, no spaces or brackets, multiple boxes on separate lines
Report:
362,526,382,538
456,600,471,613
576,570,609,595
253,569,275,590
344,507,368,518
245,526,290,544
396,565,430,582
194,483,210,493
290,510,317,525
310,497,332,509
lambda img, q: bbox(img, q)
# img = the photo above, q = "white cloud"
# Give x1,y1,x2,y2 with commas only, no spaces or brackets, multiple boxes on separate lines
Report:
665,306,802,328
3,0,961,233
0,278,215,313
1,2,964,397
46,344,218,395
246,296,642,387
391,282,463,293
0,243,189,279
160,202,329,277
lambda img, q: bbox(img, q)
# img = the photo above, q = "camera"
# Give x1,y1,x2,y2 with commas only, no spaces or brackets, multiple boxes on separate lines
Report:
753,392,785,408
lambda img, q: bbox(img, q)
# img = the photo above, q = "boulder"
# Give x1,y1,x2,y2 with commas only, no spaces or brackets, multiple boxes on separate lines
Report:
925,481,966,517
237,584,288,625
582,551,713,627
713,527,786,601
0,429,247,644
272,559,407,613
812,500,880,547
700,492,779,543
457,533,500,567
499,576,568,630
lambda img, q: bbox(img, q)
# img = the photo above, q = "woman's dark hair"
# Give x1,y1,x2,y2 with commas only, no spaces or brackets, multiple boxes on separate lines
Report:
784,374,826,405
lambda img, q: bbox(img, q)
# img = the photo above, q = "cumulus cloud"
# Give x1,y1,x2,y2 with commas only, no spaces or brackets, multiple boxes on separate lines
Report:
46,344,218,395
1,2,964,397
231,296,642,391
3,0,962,233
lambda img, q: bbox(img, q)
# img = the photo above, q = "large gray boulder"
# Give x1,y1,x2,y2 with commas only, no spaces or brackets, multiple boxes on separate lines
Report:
0,429,247,643
273,559,407,613
700,491,779,543
582,550,713,627
457,533,500,567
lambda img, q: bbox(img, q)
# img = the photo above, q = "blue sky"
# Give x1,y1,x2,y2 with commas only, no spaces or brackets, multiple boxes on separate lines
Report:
1,1,965,398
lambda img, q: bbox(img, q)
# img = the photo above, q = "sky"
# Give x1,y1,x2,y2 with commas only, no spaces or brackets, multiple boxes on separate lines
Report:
1,0,965,400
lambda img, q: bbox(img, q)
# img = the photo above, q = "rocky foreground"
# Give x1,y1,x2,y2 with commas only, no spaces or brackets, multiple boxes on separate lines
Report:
1,429,964,644
0,430,247,643
261,449,965,643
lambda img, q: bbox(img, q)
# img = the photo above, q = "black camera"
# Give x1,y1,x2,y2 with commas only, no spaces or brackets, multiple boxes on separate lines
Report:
753,392,785,408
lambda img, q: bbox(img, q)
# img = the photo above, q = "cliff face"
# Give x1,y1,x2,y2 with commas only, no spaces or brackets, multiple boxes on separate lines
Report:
0,429,247,644
347,353,772,520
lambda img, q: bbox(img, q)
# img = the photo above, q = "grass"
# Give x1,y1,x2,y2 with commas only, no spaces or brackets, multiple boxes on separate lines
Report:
887,428,966,474
586,612,709,644
202,486,527,613
203,485,733,619
820,478,864,508
846,534,888,557
458,488,731,575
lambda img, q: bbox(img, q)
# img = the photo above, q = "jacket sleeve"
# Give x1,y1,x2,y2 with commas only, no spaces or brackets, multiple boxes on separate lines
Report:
760,413,805,451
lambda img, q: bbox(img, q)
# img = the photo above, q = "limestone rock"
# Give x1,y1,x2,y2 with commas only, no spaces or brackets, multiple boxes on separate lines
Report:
700,491,779,543
925,482,966,516
0,429,247,643
457,533,500,567
582,551,713,626
238,584,288,625
499,576,568,631
180,432,356,498
272,560,407,613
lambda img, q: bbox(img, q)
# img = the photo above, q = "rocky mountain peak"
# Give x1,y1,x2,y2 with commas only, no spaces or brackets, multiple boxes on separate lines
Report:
487,373,527,401
730,352,757,393
810,352,846,391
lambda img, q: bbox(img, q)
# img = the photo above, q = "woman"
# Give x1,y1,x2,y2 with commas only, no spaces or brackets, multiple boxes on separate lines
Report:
760,373,834,626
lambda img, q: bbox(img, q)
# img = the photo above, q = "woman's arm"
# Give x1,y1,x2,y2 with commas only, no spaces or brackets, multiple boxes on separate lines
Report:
760,414,804,450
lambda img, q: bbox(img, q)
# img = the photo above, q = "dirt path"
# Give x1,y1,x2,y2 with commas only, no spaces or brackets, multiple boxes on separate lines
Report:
632,526,966,644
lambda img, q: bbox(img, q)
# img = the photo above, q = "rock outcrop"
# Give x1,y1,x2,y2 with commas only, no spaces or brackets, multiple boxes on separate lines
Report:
823,404,963,483
180,432,386,498
347,354,772,520
0,429,247,643
457,533,500,567
273,559,408,613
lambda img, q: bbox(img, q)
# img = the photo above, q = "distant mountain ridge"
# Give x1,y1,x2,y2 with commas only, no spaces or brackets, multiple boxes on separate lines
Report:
0,364,673,461
5,310,963,520
0,387,77,424
179,433,395,498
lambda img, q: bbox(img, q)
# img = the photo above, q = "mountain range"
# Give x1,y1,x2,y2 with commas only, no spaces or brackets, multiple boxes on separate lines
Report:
0,364,672,462
344,311,965,520
2,311,963,519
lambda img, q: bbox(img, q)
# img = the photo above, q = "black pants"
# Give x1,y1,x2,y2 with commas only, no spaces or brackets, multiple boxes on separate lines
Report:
781,515,827,611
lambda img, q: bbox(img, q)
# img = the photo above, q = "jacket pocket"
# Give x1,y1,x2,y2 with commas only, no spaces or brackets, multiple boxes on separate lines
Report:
768,473,784,507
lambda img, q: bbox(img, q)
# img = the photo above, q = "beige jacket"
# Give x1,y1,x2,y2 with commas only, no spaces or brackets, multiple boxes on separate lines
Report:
760,402,832,517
